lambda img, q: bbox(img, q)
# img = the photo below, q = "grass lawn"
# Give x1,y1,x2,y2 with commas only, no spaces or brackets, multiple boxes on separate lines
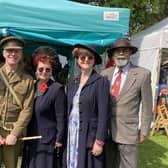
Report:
139,132,168,168
17,132,168,168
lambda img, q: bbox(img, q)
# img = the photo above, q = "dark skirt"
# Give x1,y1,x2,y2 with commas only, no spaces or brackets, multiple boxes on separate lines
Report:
21,142,61,168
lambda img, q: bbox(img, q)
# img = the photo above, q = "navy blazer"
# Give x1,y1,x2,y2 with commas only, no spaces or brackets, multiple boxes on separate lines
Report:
67,70,110,167
27,79,67,144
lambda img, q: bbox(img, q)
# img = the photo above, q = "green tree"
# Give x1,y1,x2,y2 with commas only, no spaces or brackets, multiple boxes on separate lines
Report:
71,0,168,34
103,0,167,34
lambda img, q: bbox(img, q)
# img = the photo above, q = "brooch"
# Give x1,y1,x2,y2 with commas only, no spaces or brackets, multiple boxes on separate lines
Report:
39,83,48,92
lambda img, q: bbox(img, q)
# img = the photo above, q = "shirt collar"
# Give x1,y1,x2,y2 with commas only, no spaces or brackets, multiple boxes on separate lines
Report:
114,63,130,76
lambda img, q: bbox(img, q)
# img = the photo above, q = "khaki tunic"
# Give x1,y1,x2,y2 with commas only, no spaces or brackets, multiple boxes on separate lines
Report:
0,65,34,137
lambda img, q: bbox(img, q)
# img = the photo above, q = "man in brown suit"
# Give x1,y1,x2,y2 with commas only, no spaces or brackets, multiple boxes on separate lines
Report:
0,36,34,168
101,38,153,168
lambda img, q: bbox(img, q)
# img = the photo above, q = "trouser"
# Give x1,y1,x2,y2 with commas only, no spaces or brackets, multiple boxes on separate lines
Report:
105,140,138,168
0,128,20,168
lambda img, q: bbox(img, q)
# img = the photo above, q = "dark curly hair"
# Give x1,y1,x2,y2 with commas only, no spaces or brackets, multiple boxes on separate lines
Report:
32,46,62,82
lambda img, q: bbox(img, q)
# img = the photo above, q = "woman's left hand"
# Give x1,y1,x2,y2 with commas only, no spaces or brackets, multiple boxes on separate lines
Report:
55,142,63,149
91,141,103,156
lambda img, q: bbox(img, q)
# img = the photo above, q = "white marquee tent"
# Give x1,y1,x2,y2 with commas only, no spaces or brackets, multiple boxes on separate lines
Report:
131,17,168,109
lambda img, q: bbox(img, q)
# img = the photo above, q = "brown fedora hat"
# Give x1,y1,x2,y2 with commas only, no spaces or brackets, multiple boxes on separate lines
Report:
107,38,138,57
73,44,102,65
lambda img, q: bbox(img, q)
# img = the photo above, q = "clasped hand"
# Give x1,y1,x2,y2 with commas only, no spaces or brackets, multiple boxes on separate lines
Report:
91,141,103,156
0,134,17,145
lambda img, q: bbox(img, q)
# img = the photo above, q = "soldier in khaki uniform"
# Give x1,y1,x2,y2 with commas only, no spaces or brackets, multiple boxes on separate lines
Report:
0,36,34,168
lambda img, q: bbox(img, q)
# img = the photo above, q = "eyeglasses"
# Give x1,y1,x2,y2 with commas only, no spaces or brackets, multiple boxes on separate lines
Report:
78,55,94,61
115,48,131,54
38,67,51,73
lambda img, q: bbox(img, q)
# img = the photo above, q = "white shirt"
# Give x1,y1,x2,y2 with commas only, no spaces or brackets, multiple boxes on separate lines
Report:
111,63,130,94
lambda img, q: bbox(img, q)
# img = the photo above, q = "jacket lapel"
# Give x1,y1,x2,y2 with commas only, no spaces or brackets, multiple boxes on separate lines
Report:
68,71,100,115
84,70,100,88
69,70,100,103
70,76,80,100
106,67,115,82
9,72,22,84
1,65,22,84
117,65,137,101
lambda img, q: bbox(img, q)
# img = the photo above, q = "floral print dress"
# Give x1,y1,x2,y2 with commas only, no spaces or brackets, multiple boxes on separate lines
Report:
67,86,82,168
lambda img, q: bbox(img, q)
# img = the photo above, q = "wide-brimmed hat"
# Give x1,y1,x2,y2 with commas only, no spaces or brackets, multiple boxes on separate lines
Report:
0,36,25,50
73,44,102,65
107,38,138,57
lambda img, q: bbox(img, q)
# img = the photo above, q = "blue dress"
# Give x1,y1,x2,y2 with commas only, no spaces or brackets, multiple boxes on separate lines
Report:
67,86,82,168
65,70,110,168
